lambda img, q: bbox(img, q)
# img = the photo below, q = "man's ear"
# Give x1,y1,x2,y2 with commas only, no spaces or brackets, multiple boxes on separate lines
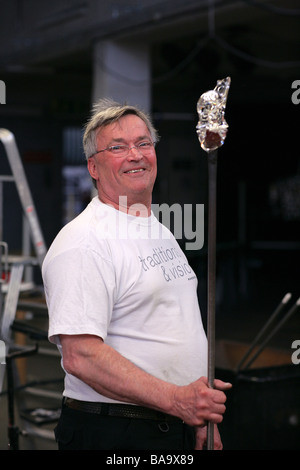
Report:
87,157,98,181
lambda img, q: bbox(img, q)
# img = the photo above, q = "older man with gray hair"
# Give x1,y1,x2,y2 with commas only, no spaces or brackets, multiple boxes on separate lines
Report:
42,98,231,451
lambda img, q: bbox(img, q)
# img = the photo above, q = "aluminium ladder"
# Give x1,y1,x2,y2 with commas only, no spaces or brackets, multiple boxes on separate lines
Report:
0,128,46,351
0,130,60,448
0,128,46,267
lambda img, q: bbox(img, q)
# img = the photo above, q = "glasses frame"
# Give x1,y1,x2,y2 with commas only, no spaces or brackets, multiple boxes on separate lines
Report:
89,140,156,159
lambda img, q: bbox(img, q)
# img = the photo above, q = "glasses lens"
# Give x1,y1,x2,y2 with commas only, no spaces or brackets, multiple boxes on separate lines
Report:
109,142,154,157
138,142,153,152
110,145,128,156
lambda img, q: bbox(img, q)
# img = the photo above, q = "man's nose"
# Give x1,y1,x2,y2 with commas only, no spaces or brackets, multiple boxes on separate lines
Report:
127,146,143,159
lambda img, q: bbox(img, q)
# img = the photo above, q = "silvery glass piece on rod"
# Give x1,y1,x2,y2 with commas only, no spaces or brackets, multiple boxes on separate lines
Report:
196,77,231,152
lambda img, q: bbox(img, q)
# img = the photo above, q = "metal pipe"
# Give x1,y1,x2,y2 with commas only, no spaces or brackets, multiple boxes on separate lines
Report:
207,150,218,449
236,292,292,372
196,77,231,450
243,297,300,370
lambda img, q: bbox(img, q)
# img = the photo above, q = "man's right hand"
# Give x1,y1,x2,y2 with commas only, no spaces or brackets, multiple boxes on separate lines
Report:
172,377,232,427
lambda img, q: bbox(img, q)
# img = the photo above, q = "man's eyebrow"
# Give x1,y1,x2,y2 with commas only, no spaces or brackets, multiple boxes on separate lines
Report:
109,135,152,144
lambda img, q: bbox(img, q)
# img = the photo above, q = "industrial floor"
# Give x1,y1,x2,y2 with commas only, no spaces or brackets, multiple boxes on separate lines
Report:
0,282,299,451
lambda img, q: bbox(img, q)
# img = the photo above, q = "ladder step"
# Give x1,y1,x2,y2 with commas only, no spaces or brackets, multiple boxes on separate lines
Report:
24,387,62,401
16,301,48,315
11,320,48,341
1,282,36,294
20,407,61,425
7,255,39,266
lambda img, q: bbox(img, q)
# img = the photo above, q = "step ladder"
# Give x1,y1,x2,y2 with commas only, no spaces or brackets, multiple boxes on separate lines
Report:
0,128,46,267
0,129,61,449
0,128,46,353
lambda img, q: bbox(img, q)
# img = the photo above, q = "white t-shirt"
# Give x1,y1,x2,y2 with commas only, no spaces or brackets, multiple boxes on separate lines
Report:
42,197,208,403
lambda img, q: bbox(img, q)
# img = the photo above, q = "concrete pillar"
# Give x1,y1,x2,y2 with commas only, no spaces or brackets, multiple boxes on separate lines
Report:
92,39,151,112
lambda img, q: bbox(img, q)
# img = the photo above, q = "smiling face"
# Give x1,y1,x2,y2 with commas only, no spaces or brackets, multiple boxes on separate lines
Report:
87,114,157,216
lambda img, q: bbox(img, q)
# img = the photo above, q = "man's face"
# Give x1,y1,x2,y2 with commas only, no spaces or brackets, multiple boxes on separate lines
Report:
88,114,157,212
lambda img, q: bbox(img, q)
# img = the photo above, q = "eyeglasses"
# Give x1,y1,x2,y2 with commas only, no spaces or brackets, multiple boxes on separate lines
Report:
90,140,155,158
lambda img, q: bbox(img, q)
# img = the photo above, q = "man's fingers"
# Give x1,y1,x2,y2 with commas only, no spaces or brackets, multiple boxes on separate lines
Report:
213,379,232,391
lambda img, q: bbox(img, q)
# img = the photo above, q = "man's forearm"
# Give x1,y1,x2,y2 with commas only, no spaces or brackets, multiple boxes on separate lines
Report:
60,333,231,427
60,334,177,415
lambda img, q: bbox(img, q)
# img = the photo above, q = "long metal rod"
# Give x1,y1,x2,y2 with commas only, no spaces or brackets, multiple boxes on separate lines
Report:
242,297,300,370
207,149,218,450
236,292,292,372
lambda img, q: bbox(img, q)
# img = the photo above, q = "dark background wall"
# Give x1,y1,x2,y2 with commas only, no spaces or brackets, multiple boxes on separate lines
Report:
0,0,299,317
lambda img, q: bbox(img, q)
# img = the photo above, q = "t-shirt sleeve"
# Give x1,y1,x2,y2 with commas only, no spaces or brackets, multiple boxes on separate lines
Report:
43,247,116,345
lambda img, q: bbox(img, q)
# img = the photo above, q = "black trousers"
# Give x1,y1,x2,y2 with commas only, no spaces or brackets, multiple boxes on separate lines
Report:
54,404,196,450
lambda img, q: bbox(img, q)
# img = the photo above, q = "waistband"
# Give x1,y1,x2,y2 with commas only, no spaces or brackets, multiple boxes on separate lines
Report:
64,398,182,422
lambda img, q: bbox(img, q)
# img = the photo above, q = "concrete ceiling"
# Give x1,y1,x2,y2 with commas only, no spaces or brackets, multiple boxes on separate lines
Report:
0,0,299,113
0,0,299,75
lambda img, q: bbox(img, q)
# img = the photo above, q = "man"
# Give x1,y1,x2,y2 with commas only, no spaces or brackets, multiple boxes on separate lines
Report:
42,98,231,450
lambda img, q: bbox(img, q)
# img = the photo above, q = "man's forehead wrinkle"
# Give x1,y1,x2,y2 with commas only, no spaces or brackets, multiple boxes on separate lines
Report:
109,135,150,143
114,119,148,135
97,117,150,145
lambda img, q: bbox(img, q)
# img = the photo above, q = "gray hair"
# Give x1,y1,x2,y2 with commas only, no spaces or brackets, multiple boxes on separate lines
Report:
83,98,159,160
